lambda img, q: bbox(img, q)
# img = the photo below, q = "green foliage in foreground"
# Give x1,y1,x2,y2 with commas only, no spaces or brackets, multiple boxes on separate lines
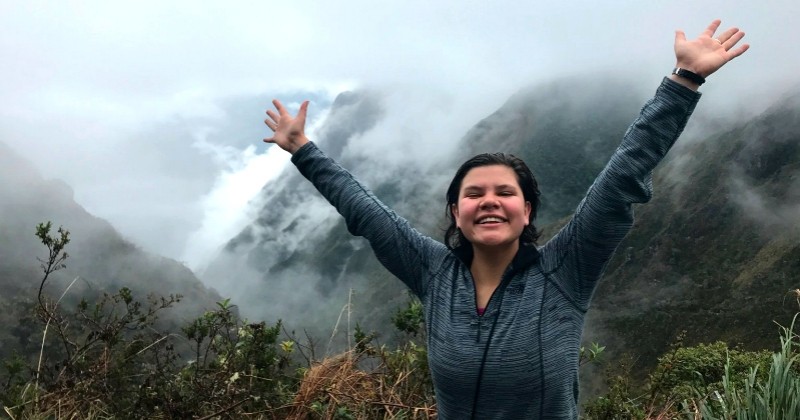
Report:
2,287,297,418
695,316,800,419
1,222,436,419
583,321,800,419
6,222,800,419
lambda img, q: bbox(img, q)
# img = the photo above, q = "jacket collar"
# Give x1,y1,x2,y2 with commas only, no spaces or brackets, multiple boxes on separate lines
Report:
452,242,540,277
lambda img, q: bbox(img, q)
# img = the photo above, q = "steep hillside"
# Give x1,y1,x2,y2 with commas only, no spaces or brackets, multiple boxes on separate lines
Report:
0,141,222,359
585,90,800,381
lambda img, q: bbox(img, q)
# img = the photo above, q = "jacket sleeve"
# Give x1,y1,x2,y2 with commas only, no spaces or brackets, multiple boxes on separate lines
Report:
291,142,449,298
539,77,701,308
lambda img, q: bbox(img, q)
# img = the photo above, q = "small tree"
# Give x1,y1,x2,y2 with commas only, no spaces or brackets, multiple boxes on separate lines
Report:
2,223,296,418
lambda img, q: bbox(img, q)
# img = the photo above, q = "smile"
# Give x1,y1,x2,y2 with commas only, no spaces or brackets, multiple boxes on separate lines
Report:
476,216,507,224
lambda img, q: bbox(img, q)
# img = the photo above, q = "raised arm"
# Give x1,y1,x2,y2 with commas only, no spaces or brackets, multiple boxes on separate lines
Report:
263,100,449,298
540,20,749,308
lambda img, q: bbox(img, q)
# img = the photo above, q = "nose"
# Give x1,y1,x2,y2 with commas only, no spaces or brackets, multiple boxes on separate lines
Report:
479,195,500,210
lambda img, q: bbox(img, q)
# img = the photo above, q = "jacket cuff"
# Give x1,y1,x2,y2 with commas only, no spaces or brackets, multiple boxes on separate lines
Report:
290,141,319,166
660,76,702,105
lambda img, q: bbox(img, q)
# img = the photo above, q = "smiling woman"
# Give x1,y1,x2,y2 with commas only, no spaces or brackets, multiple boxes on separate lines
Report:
260,19,749,420
454,164,531,249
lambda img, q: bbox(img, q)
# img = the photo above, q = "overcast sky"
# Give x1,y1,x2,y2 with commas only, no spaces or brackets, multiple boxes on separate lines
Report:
1,0,798,272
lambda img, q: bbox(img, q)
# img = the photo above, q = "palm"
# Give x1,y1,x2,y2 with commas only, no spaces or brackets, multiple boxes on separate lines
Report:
675,20,749,78
263,100,310,154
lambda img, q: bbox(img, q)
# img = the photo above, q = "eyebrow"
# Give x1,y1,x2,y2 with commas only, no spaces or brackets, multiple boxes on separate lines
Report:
462,184,519,191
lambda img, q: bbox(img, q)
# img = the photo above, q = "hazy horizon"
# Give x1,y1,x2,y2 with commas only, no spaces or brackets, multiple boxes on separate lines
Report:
2,1,797,272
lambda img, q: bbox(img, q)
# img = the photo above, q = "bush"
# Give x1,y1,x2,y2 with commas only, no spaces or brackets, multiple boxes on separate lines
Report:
287,299,436,419
583,336,775,418
692,315,800,419
1,223,297,418
649,341,772,407
1,223,439,419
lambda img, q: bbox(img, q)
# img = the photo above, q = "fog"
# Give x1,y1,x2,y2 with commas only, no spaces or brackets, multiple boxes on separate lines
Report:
2,0,798,274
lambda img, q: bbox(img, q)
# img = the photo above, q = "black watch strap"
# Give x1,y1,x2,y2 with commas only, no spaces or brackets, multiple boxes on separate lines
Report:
672,67,706,85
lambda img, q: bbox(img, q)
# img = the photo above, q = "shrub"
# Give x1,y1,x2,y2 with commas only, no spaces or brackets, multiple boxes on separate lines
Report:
1,223,296,419
692,315,800,419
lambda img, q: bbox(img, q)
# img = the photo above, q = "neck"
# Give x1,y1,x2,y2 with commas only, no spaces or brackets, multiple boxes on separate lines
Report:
470,241,519,287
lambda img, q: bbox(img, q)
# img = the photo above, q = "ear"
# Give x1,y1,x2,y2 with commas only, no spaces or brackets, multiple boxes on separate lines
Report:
524,201,532,226
451,204,461,228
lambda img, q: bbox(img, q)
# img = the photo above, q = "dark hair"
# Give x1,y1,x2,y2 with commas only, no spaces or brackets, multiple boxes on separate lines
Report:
444,153,541,249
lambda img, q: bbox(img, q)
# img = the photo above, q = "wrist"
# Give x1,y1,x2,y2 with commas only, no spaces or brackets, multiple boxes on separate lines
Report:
288,136,310,154
670,68,702,91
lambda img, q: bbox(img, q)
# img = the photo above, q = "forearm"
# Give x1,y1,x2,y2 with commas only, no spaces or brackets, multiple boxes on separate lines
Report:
668,73,700,92
609,77,700,182
583,77,700,264
291,142,395,237
541,77,701,305
291,142,446,296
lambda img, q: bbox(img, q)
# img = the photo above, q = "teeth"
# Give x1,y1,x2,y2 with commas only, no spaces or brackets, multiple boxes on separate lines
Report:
478,217,504,224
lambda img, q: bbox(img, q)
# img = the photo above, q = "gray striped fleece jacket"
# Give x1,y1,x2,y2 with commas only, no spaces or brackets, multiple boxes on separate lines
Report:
291,77,700,419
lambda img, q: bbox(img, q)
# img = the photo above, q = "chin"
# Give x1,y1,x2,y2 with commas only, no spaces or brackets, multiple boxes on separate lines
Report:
472,236,517,249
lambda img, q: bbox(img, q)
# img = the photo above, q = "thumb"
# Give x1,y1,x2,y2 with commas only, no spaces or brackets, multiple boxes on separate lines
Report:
674,30,686,44
297,100,310,124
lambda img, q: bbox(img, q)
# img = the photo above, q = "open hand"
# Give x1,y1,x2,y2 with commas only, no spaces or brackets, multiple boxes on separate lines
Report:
263,99,310,154
674,19,749,78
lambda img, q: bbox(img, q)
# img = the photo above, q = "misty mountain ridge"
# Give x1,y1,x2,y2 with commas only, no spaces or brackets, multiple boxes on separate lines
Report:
583,85,800,386
2,76,798,393
0,141,222,360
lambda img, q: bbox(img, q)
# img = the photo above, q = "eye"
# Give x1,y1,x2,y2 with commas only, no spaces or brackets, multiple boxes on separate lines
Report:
462,189,482,198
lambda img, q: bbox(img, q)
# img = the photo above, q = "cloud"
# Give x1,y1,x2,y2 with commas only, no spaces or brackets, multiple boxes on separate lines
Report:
729,175,800,237
181,103,332,271
1,0,798,272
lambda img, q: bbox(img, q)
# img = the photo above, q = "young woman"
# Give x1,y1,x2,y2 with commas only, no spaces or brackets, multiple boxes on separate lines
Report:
263,20,748,419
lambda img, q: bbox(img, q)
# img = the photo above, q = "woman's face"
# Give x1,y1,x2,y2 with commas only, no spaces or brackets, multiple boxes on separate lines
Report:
452,165,531,250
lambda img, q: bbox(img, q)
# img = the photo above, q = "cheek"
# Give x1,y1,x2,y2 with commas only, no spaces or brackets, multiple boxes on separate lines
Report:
453,202,473,228
510,201,530,225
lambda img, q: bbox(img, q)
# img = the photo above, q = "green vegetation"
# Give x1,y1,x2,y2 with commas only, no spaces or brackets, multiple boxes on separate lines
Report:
582,322,800,419
1,223,435,419
584,339,772,418
694,316,800,419
5,223,800,419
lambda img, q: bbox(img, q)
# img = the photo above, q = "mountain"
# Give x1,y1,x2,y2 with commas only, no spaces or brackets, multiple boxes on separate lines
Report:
584,90,800,383
204,76,800,393
0,140,222,359
201,91,410,344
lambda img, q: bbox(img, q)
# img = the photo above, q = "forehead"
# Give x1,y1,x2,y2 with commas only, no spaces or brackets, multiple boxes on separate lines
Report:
460,165,520,188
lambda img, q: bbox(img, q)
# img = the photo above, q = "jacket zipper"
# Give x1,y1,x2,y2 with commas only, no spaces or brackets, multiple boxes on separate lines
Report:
471,264,515,343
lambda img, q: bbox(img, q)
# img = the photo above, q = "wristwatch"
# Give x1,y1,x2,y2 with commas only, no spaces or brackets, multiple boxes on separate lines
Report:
672,67,705,85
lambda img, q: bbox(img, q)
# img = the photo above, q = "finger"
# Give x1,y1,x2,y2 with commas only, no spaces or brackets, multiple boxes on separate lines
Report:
702,19,722,38
297,100,309,124
716,27,740,44
728,43,750,60
266,109,279,125
263,118,277,131
675,30,687,43
273,99,289,116
263,137,276,143
722,31,745,50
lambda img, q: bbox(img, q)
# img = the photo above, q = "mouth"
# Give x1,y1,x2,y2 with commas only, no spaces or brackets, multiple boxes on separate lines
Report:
476,216,507,224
